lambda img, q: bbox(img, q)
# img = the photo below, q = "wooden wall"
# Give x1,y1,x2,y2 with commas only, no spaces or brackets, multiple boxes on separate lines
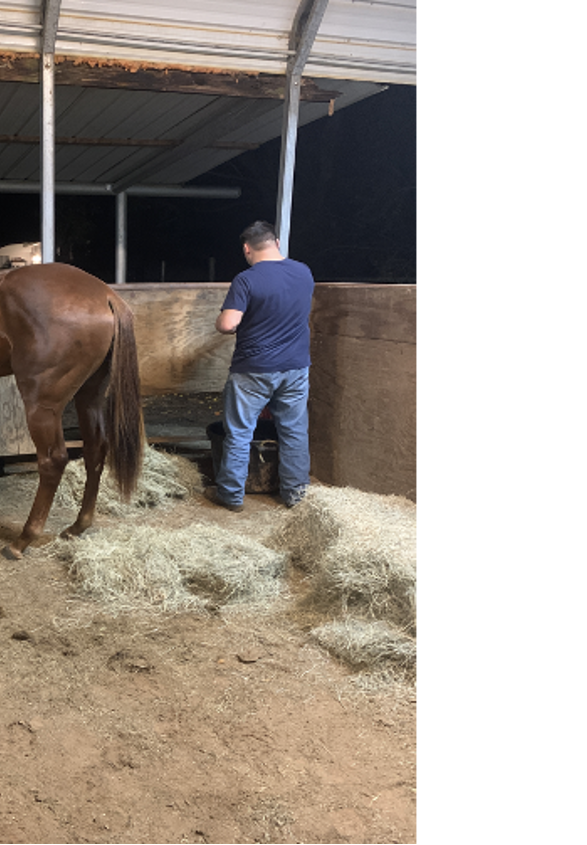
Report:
114,283,234,395
0,376,35,456
0,283,587,515
309,284,416,501
117,282,416,500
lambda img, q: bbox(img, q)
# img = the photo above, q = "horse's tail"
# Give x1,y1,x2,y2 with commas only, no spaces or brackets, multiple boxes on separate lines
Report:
104,293,145,500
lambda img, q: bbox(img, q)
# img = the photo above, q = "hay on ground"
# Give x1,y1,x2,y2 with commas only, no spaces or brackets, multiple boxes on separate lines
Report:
54,445,203,515
178,525,287,607
270,486,416,632
45,522,287,614
310,618,416,672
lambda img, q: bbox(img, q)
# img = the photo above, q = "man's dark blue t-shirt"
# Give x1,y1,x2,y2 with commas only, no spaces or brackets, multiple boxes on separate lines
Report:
221,258,315,374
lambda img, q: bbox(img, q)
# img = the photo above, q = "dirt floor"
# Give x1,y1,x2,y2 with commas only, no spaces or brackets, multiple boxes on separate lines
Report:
0,394,416,845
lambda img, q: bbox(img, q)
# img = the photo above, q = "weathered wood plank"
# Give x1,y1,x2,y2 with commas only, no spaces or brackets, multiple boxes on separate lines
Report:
309,285,416,500
113,284,235,396
310,283,416,343
0,376,36,456
0,52,341,102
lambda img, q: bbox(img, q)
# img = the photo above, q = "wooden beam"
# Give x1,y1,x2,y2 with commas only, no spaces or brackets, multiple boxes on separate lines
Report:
0,52,342,102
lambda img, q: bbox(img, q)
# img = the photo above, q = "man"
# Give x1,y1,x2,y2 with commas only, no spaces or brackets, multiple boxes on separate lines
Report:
204,220,315,512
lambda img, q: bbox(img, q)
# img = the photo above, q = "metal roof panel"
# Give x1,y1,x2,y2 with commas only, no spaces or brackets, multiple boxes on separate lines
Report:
1,0,414,81
0,75,389,187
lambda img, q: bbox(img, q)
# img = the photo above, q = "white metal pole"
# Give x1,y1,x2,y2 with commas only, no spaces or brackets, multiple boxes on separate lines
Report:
115,191,127,284
275,0,329,257
40,0,61,264
275,72,302,258
41,51,56,263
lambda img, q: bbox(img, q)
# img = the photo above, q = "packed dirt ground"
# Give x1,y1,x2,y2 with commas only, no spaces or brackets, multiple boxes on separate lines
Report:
0,394,416,845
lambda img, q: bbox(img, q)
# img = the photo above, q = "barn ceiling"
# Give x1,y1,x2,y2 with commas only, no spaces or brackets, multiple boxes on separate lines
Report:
0,0,416,190
0,75,392,191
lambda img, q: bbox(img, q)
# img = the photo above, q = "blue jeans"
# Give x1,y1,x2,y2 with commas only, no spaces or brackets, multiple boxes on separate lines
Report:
215,368,310,507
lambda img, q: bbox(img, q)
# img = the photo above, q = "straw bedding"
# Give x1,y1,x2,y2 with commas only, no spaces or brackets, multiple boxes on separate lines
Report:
45,522,287,614
37,470,417,682
266,486,417,677
310,619,416,672
270,486,416,632
54,445,203,515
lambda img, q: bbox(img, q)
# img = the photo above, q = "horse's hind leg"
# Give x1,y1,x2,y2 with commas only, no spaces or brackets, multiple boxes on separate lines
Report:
60,361,109,540
3,404,69,559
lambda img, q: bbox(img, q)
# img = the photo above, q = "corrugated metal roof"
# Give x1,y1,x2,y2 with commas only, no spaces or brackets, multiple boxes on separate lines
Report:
0,77,387,186
0,0,415,189
2,0,416,82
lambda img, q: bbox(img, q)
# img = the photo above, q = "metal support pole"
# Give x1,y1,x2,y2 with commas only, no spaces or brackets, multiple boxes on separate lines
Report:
275,72,302,258
41,51,56,263
40,0,61,264
0,182,241,198
275,0,329,257
115,191,127,285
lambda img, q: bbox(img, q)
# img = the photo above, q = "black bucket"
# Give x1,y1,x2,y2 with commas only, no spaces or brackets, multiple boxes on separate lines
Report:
206,419,279,493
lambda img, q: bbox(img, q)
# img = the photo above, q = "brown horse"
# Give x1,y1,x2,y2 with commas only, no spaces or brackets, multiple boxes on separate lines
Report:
0,263,145,559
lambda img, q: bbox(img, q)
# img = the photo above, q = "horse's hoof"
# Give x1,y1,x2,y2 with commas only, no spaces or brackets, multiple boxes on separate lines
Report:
60,525,85,540
2,545,23,561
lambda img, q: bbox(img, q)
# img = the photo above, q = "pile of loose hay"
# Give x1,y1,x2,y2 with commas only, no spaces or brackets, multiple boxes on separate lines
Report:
271,486,416,629
310,619,416,672
46,522,287,614
269,485,417,675
54,445,203,515
33,469,417,687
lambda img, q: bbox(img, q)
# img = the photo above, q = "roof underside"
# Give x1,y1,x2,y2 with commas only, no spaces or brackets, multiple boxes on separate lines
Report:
0,75,395,189
0,0,416,189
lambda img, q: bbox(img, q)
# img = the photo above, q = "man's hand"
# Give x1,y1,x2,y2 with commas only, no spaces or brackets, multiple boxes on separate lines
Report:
216,309,243,334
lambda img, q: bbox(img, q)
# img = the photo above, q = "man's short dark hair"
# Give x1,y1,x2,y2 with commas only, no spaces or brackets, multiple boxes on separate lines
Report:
240,221,277,249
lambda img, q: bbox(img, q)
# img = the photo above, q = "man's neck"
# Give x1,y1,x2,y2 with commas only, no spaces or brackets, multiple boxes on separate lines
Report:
249,245,284,264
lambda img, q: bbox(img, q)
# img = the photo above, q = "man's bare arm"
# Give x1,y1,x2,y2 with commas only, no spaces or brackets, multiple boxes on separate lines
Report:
216,309,243,334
